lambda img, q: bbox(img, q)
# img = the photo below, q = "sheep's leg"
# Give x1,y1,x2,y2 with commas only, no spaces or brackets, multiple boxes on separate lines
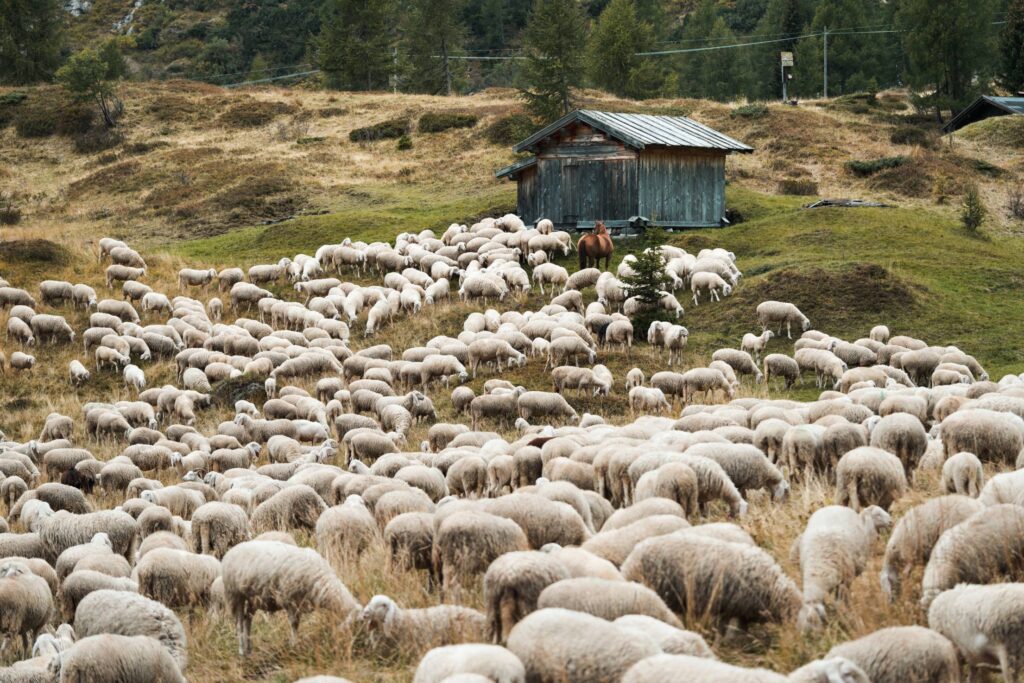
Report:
237,612,251,656
787,321,792,339
692,292,699,307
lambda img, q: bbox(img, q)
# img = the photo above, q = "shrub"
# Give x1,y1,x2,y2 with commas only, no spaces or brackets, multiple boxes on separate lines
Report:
485,113,536,146
890,125,933,147
845,156,905,177
418,112,478,133
73,127,125,154
397,134,413,150
318,106,348,118
296,137,325,145
349,118,409,142
218,100,298,128
13,104,59,138
621,226,673,332
731,103,768,119
961,184,987,232
0,92,27,106
1010,185,1024,221
777,179,818,196
970,158,1004,177
0,193,20,226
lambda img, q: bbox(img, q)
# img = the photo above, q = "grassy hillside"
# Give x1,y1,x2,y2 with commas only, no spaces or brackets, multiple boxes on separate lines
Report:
1,81,1024,681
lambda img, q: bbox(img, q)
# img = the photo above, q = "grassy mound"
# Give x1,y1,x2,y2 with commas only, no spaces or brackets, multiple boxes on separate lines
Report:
956,115,1024,148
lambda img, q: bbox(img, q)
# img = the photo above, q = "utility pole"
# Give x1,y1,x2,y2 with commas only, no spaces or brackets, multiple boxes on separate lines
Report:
823,25,829,99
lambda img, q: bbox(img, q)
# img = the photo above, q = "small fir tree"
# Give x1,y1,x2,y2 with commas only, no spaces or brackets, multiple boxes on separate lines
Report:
961,184,987,233
519,0,588,121
620,226,673,332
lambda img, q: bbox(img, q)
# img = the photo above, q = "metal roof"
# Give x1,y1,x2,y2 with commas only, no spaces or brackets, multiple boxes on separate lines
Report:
494,156,537,179
943,96,1024,133
513,109,753,154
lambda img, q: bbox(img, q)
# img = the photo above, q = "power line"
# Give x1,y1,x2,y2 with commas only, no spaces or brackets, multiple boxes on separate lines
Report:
637,32,821,56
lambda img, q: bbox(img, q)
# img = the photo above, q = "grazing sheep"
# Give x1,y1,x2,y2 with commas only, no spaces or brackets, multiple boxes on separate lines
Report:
690,272,732,305
629,387,671,415
941,451,984,497
835,447,907,511
48,633,186,683
483,551,571,644
940,408,1024,465
40,510,138,563
879,494,984,601
250,485,327,534
132,547,222,608
412,643,526,683
928,583,1024,683
222,540,360,655
826,626,959,683
920,504,1024,608
741,330,773,361
0,558,53,651
360,594,486,649
868,413,927,475
432,511,530,595
537,577,682,627
507,608,659,683
756,301,810,339
622,532,806,629
74,589,188,671
764,354,801,389
792,505,891,629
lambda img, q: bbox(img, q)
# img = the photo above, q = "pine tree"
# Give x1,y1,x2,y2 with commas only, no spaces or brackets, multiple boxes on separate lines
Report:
519,0,588,122
621,227,673,331
0,0,65,85
586,0,654,98
1000,0,1024,93
961,184,987,232
896,0,1000,112
316,0,395,91
749,0,812,100
794,0,892,96
400,0,467,95
677,1,743,100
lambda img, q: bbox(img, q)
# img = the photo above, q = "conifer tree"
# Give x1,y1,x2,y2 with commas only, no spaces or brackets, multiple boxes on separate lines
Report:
400,0,467,95
0,0,65,85
316,0,395,91
520,0,588,121
586,0,654,98
1000,0,1024,94
621,227,673,331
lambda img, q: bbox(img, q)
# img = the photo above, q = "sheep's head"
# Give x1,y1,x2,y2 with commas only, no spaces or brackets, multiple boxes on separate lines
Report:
797,601,826,633
361,595,397,631
91,532,112,548
861,505,892,534
772,479,790,502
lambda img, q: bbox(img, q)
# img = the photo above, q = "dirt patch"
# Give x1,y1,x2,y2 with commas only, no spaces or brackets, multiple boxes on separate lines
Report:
0,239,71,266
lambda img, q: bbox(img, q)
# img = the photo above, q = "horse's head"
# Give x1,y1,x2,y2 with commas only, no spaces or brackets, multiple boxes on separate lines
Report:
594,220,607,235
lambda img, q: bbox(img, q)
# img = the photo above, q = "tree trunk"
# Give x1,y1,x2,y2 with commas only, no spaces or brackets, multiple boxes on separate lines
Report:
441,36,452,96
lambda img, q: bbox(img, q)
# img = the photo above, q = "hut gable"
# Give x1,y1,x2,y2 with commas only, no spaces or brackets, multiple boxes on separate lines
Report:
496,110,752,231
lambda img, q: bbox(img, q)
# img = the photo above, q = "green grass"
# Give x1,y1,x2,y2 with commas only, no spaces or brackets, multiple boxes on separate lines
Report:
177,182,1024,379
174,184,515,264
956,115,1024,148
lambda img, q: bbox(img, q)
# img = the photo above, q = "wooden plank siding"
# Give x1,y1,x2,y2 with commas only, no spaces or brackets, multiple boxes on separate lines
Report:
638,148,725,228
505,121,731,229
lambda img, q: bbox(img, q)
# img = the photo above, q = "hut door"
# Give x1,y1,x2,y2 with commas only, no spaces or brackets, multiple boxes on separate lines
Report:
561,162,579,226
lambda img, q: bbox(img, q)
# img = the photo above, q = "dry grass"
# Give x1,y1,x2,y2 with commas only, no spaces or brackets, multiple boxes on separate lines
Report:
1,80,1023,681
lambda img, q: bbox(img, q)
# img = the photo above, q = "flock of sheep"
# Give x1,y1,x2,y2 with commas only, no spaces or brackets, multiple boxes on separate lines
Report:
0,212,1023,683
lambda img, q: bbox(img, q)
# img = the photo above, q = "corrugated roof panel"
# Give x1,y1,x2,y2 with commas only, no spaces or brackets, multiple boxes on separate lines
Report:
512,109,753,153
581,110,753,152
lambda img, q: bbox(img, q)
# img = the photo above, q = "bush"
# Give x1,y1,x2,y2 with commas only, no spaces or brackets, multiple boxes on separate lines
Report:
485,113,536,146
970,158,1004,177
13,99,94,139
890,125,933,147
418,112,478,133
397,134,413,150
777,179,818,196
0,193,20,226
0,92,27,106
349,118,409,142
218,100,298,128
845,156,905,177
1010,185,1024,221
961,184,987,232
730,103,768,119
73,127,125,154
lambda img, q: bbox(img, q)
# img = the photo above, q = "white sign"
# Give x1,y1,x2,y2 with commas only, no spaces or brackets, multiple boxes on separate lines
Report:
780,52,794,67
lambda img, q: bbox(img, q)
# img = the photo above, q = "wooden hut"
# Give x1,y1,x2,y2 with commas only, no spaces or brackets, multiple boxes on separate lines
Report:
942,96,1024,133
495,109,753,231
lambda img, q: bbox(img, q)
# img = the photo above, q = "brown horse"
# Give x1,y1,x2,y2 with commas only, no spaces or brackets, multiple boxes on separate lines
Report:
578,221,613,270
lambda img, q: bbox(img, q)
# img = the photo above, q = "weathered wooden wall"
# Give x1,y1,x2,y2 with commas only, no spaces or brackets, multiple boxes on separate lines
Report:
638,148,725,227
511,121,728,229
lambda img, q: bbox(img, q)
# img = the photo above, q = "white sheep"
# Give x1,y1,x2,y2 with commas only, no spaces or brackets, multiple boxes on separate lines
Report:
756,300,811,338
929,583,1024,682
